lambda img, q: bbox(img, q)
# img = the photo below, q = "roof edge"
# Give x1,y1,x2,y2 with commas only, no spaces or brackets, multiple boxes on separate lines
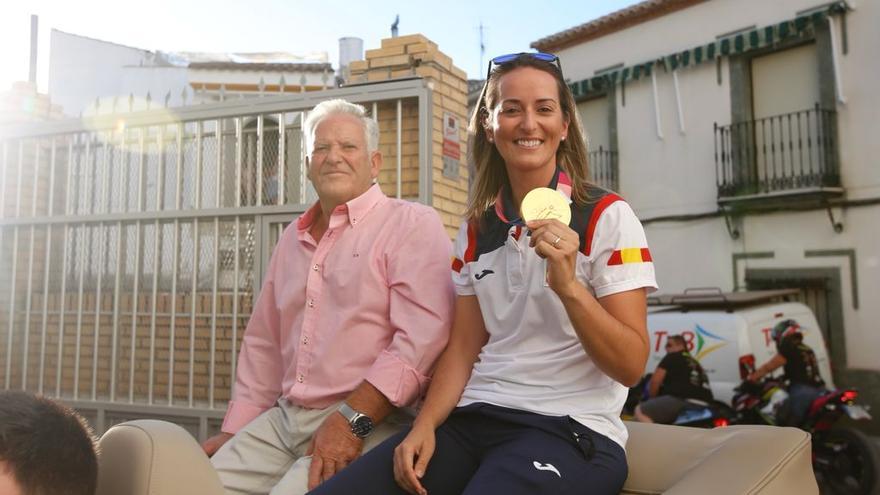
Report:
532,0,707,52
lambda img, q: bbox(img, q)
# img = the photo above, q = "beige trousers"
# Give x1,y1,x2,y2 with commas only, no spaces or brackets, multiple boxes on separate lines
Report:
211,399,409,495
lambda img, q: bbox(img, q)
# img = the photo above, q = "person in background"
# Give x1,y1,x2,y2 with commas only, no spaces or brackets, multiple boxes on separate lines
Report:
634,334,713,424
748,319,825,426
202,98,455,494
0,390,98,495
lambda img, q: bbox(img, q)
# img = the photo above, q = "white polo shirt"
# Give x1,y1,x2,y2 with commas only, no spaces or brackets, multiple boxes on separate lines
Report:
450,169,658,448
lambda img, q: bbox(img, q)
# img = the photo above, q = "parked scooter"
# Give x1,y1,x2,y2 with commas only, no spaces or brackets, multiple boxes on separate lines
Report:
623,373,735,428
732,379,879,495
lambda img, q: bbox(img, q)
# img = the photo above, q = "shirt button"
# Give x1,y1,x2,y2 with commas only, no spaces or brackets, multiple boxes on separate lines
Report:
302,336,309,345
351,218,357,224
307,299,314,308
313,264,319,271
297,374,304,383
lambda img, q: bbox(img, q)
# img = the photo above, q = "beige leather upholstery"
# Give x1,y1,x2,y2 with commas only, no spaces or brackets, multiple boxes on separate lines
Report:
622,422,818,494
96,420,817,494
96,420,224,495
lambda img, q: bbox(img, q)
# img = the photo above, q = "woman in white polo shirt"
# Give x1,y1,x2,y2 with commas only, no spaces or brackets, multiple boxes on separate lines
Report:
309,53,657,495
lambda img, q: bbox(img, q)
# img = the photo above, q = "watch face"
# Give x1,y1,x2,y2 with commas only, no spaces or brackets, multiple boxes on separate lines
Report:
351,416,373,438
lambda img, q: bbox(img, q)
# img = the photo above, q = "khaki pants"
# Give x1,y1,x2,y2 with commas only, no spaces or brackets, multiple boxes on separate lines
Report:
211,399,409,495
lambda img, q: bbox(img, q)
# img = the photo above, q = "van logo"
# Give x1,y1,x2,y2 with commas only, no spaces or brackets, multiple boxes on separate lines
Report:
693,324,729,360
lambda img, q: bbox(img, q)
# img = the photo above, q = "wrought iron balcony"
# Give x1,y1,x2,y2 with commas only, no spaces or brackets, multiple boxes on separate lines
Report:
714,104,842,208
588,146,619,192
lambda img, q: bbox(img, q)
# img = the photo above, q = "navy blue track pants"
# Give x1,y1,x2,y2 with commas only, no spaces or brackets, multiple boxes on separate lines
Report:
308,402,627,495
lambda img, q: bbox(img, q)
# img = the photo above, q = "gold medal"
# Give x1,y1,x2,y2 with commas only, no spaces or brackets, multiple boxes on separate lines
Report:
520,187,571,225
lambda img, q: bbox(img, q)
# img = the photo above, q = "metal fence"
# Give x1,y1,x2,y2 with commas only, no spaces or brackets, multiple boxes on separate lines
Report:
0,78,433,438
714,104,840,199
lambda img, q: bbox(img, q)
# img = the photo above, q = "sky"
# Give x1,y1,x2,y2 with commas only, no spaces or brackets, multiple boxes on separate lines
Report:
0,0,640,93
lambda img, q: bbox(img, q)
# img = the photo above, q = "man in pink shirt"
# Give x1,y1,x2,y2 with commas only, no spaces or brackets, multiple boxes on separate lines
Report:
201,99,454,495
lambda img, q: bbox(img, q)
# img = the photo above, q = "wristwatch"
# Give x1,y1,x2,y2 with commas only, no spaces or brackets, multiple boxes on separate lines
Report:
337,402,374,438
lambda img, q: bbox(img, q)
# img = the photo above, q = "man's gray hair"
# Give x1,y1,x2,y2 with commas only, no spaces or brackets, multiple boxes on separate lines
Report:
303,99,379,156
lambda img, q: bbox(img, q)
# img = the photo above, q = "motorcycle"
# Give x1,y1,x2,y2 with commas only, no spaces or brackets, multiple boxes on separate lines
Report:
732,379,879,495
623,373,735,428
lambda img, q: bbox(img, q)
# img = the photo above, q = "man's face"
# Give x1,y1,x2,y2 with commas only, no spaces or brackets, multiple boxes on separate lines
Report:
0,461,22,495
307,113,381,208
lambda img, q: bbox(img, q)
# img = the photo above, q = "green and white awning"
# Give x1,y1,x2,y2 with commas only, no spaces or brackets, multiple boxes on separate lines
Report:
569,1,848,98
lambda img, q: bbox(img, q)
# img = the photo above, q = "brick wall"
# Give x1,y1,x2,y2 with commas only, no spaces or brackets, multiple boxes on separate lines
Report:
1,291,250,406
350,34,470,237
0,82,64,126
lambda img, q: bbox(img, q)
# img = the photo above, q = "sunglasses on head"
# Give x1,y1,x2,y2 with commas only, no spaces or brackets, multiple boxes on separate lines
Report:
485,52,562,79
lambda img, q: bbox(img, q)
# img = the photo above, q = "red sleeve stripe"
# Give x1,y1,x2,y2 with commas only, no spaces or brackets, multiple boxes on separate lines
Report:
583,194,622,256
452,257,464,273
463,222,477,262
641,248,652,262
607,250,622,266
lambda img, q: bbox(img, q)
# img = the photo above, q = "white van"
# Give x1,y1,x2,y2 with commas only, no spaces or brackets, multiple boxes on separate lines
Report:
645,289,834,404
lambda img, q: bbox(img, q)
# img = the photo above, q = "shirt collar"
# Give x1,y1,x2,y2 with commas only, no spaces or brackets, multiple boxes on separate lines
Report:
297,183,386,232
493,166,573,226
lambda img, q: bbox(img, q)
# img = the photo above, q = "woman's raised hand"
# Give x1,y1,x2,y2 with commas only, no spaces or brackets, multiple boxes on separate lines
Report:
527,219,580,297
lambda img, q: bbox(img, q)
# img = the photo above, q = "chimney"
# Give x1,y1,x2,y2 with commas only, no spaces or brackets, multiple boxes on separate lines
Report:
337,37,364,85
29,15,38,85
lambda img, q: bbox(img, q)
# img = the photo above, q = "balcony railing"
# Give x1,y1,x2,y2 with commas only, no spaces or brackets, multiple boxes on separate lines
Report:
588,146,619,192
714,104,841,203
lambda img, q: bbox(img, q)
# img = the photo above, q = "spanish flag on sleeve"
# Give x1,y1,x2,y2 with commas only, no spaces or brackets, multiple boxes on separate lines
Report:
607,247,653,266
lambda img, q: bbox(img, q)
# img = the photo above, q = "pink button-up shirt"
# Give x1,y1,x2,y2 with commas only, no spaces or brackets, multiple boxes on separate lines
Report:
221,184,454,434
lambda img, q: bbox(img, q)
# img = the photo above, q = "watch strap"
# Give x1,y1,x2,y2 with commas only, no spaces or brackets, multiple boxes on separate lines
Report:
338,402,361,423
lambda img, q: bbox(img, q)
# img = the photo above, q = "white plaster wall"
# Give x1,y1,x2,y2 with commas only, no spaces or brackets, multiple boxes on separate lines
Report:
738,208,879,369
49,30,154,116
614,60,728,217
643,217,735,293
832,5,880,198
553,0,879,371
118,66,191,111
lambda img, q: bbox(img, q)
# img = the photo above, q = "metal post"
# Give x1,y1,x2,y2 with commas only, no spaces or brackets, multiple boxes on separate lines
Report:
22,140,41,389
5,141,24,389
188,218,199,407
129,127,145,402
396,99,402,198
55,136,75,397
209,119,222,408
300,111,308,204
168,123,184,405
256,115,264,206
148,125,165,405
231,117,243,395
73,136,93,400
188,122,203,407
38,138,58,394
235,118,242,209
91,135,111,400
278,112,285,205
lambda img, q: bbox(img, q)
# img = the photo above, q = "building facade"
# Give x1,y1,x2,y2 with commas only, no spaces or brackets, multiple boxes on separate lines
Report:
48,30,334,117
534,0,879,421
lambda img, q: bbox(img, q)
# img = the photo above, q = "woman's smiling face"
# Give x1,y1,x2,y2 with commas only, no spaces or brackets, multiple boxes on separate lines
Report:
486,66,569,176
